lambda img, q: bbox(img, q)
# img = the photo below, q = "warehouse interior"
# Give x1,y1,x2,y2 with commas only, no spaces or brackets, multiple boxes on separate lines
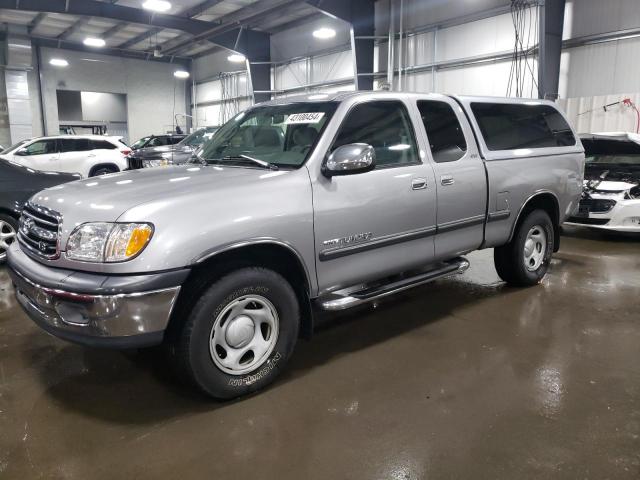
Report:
0,0,639,478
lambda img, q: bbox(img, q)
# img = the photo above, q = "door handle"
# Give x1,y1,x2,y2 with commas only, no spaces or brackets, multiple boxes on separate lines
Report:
440,175,455,186
411,178,427,190
87,153,96,158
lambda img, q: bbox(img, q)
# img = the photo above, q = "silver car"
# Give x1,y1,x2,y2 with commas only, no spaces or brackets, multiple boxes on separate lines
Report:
7,92,584,399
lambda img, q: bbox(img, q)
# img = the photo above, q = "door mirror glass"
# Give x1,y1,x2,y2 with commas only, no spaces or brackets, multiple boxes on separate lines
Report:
324,143,376,177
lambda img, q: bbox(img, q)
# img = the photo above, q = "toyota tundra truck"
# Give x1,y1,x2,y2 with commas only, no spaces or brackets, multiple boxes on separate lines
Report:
7,92,584,399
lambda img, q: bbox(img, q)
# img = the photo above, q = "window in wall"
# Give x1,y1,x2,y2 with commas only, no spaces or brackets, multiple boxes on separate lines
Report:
470,102,576,151
332,101,419,167
418,100,467,163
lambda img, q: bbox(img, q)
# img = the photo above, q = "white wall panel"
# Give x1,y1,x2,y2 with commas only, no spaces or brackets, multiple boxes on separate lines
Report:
559,93,640,134
274,59,308,91
311,51,353,84
405,31,435,67
558,36,640,98
564,0,640,39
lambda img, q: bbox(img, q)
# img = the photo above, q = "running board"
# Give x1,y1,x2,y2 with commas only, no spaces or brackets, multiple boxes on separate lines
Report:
317,257,470,311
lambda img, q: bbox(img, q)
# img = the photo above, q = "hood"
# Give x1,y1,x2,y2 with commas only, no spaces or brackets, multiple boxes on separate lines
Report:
30,164,293,224
131,144,192,158
590,180,638,192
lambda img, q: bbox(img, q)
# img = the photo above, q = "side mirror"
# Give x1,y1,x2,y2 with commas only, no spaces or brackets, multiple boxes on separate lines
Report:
14,148,27,156
323,143,375,177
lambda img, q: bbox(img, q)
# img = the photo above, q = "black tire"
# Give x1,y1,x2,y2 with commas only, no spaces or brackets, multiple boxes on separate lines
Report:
494,209,554,287
0,214,19,264
90,166,118,177
170,267,300,400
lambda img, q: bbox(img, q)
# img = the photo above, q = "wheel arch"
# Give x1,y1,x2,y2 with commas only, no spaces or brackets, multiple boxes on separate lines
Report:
88,163,120,177
166,240,315,341
509,191,561,252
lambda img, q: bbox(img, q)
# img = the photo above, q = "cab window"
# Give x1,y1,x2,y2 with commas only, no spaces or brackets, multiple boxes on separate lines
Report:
332,101,419,168
418,100,467,163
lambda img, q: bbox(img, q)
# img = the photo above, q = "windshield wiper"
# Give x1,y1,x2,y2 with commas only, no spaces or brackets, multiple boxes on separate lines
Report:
216,154,279,170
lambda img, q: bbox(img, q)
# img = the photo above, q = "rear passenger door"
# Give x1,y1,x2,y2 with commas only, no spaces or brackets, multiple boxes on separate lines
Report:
417,99,487,260
58,138,92,175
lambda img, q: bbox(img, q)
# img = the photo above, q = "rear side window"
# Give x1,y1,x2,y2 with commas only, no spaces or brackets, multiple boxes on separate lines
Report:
471,102,575,151
332,101,419,167
59,138,91,152
90,140,117,150
418,100,467,163
167,136,183,145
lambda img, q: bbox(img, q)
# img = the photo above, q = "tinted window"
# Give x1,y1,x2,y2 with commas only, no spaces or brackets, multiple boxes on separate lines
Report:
148,137,163,147
182,128,217,147
132,136,150,149
418,100,467,163
167,136,184,145
332,101,419,167
471,102,576,151
24,140,56,155
90,140,117,150
59,138,91,152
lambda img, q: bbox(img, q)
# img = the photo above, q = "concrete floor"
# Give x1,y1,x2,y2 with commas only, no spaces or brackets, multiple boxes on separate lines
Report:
0,227,639,479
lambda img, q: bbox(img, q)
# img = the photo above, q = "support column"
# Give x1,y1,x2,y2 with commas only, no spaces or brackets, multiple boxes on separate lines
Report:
537,0,566,100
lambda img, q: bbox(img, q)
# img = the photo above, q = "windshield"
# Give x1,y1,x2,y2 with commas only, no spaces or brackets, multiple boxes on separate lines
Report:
1,139,29,154
181,127,218,147
131,136,151,149
198,102,338,168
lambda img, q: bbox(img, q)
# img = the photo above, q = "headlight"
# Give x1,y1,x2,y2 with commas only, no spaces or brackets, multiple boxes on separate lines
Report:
66,223,153,262
142,159,171,168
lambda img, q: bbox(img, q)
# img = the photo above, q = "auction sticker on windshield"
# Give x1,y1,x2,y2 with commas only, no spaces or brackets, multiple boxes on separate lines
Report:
285,112,325,124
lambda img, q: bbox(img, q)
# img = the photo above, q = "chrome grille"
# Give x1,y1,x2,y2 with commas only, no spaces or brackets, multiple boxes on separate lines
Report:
18,203,62,259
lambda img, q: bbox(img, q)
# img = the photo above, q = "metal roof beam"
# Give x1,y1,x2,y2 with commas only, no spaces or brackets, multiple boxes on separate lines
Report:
102,21,129,39
182,0,224,19
117,27,163,49
57,16,90,40
0,0,212,36
162,0,298,56
28,12,47,32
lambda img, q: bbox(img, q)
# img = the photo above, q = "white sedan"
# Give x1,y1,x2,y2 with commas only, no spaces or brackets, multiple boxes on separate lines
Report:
565,132,640,232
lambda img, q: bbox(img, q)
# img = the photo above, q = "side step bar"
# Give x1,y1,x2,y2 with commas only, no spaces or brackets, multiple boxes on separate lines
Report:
317,256,470,311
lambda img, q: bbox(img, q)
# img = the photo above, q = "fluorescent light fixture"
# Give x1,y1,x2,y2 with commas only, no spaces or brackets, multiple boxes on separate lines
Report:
173,70,190,79
142,0,171,12
83,37,106,47
227,53,246,63
49,58,68,67
313,27,336,39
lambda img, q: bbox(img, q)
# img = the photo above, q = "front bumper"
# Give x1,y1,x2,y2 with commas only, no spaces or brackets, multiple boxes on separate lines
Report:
7,243,188,348
565,200,640,232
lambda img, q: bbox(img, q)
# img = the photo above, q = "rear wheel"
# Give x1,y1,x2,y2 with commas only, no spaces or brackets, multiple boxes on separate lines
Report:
494,209,554,286
90,165,118,177
170,267,300,399
0,214,18,264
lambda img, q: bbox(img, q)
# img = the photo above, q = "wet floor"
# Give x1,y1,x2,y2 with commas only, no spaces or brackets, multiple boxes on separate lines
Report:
0,226,639,479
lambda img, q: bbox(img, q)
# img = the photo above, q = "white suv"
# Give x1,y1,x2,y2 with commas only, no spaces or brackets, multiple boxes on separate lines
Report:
1,135,130,178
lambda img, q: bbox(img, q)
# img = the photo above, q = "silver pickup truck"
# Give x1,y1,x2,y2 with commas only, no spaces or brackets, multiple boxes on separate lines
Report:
7,92,584,399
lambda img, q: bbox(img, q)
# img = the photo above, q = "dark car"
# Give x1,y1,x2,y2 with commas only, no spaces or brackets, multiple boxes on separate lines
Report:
127,127,218,169
0,158,80,263
130,134,187,151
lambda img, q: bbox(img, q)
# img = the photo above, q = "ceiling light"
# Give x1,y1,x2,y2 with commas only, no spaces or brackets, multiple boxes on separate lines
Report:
84,37,106,47
174,70,190,79
313,27,336,39
142,0,171,12
227,53,246,63
49,58,69,67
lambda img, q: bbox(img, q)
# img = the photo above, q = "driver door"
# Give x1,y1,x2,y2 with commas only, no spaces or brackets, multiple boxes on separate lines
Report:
16,139,60,172
312,99,438,294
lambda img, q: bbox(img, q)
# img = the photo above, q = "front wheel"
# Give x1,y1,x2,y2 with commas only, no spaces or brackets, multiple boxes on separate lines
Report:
170,267,300,399
0,214,18,264
494,209,554,286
